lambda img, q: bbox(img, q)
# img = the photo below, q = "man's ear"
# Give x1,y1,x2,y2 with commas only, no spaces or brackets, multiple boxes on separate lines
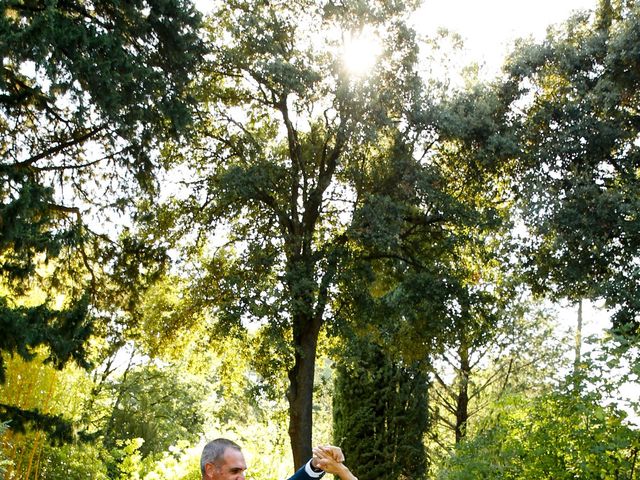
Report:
205,463,217,478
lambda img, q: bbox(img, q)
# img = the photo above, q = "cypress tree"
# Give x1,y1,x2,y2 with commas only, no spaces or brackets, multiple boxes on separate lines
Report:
333,339,429,480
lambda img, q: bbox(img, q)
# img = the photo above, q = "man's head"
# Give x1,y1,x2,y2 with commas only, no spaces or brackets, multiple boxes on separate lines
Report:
201,438,247,480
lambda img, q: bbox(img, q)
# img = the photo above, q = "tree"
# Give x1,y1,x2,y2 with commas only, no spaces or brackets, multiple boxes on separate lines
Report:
152,0,431,466
1,0,204,437
102,364,206,459
427,297,565,460
332,69,525,456
505,0,640,335
437,346,640,480
333,337,429,480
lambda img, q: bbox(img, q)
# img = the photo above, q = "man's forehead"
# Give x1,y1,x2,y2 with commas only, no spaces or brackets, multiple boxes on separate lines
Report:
223,447,247,468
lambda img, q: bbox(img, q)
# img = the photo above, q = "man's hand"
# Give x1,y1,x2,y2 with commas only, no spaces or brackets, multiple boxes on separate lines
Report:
311,445,344,471
311,446,356,480
313,445,344,464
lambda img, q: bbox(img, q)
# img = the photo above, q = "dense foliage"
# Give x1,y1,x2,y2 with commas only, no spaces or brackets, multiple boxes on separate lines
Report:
0,0,204,437
333,339,429,480
507,0,640,333
437,348,640,479
1,0,639,478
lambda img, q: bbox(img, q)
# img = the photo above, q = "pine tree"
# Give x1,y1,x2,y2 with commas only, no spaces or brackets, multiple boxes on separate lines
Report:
1,0,204,440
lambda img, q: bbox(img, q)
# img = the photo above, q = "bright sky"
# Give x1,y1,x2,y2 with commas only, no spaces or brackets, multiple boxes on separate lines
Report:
413,0,598,75
195,0,599,77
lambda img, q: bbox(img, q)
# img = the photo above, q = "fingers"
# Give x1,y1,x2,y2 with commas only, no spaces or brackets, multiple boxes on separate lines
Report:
312,445,345,462
320,445,345,462
312,456,340,475
328,446,345,463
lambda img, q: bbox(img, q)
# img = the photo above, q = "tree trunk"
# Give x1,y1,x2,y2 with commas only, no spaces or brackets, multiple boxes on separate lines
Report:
104,348,135,446
287,313,322,469
574,298,583,373
455,339,470,444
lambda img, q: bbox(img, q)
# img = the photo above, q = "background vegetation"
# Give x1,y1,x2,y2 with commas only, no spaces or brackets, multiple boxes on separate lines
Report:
1,0,639,478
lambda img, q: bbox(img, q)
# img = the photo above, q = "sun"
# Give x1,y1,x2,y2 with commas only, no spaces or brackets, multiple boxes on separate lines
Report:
342,27,382,77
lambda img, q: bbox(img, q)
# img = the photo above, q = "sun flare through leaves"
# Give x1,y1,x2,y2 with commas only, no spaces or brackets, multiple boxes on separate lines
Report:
342,27,382,77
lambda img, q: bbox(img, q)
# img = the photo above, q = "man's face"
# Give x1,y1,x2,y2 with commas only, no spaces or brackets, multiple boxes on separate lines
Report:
205,448,247,480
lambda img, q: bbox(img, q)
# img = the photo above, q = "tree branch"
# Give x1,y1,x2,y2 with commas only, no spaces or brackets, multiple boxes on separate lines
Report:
14,125,107,168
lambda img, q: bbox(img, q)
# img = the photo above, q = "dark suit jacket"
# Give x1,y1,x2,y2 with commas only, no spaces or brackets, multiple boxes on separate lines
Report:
287,461,325,480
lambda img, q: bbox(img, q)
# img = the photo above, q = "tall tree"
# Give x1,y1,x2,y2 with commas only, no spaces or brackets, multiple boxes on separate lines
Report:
505,0,640,335
333,338,429,480
1,0,204,436
336,72,523,451
154,0,429,466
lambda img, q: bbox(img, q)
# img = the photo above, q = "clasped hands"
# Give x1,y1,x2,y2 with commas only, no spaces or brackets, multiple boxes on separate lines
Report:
311,446,357,480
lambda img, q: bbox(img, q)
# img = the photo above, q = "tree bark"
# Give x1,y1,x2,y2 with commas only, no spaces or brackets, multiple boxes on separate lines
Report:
455,338,470,444
574,298,583,373
287,313,322,469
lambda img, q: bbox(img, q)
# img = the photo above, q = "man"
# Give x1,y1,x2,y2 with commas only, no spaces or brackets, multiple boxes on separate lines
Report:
200,438,351,480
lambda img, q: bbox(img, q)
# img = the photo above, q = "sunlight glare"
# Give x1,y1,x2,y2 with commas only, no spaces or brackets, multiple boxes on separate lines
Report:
342,27,382,77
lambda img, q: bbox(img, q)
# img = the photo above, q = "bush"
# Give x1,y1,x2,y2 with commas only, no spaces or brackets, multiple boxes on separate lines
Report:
438,387,640,480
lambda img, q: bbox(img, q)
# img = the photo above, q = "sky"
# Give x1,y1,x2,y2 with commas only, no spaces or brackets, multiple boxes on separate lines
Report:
196,0,599,75
413,0,598,76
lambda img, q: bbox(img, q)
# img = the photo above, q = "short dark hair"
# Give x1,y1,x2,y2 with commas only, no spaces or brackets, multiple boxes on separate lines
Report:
201,438,242,477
